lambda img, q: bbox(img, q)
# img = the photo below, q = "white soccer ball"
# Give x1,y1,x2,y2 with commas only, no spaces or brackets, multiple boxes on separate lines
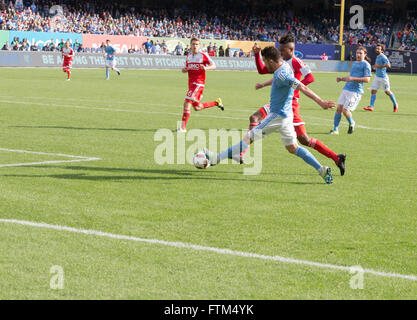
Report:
193,151,210,169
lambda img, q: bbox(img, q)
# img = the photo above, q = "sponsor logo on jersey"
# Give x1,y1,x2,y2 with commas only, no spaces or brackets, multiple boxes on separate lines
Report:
188,63,202,70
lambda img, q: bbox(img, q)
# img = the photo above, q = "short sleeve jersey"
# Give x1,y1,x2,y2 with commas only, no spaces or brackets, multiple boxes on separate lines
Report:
344,60,371,94
186,51,214,87
62,47,73,63
375,53,389,78
270,61,302,117
105,46,116,61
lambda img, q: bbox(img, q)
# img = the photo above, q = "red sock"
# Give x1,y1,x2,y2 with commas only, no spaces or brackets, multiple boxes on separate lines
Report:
67,71,71,79
309,138,339,163
202,101,218,109
182,110,191,129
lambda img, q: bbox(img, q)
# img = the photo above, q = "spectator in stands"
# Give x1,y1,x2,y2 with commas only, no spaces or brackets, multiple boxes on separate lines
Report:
225,44,230,57
30,42,38,51
2,41,11,50
174,42,183,55
183,45,190,56
218,45,224,57
238,48,245,57
73,39,81,52
11,37,20,50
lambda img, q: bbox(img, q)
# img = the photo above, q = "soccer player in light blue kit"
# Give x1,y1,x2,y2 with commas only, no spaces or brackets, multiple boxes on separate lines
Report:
203,46,336,184
104,39,121,80
364,43,398,112
329,46,371,135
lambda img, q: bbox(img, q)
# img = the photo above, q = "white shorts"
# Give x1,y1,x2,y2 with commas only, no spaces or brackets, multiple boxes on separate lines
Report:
337,89,362,111
106,59,116,68
248,112,297,146
371,76,390,91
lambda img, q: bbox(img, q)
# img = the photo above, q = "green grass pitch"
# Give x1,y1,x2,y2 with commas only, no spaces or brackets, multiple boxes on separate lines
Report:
0,67,416,299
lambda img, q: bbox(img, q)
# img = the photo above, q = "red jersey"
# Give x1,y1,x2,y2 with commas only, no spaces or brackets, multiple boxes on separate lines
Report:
286,57,312,103
62,47,74,64
186,51,214,87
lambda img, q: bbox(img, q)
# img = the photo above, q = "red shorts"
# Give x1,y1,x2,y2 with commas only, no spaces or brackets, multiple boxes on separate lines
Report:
63,61,72,71
185,83,205,105
257,101,307,137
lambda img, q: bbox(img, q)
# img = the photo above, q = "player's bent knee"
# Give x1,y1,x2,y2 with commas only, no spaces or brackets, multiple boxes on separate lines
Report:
285,144,298,154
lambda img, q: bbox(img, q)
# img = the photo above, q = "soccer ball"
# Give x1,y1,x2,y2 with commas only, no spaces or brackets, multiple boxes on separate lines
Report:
193,151,210,169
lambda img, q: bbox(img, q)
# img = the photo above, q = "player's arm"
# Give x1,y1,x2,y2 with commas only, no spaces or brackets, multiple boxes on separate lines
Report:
374,63,391,68
253,43,270,74
255,79,273,90
296,81,335,110
336,75,371,83
202,56,216,71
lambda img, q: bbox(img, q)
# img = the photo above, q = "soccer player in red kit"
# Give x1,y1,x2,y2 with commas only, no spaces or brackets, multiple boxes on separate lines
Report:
173,37,224,133
62,40,73,81
247,34,346,176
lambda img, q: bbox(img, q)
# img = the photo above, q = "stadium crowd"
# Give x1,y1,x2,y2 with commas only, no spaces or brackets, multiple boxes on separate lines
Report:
397,15,417,51
0,0,398,54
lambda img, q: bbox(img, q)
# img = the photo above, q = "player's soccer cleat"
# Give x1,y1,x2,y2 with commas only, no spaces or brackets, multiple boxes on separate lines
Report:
318,166,333,184
203,147,218,166
117,70,121,76
393,104,398,112
216,98,224,111
328,130,339,135
347,123,355,134
336,153,346,176
363,106,374,112
66,79,71,81
172,128,187,133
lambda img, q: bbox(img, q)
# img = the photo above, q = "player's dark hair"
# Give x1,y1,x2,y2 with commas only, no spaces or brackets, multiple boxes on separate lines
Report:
357,46,371,63
279,33,295,45
190,37,200,44
261,46,281,62
376,43,385,52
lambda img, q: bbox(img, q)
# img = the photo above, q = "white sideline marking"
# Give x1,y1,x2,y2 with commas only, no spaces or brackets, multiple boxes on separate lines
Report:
0,148,101,168
2,98,417,133
0,218,416,282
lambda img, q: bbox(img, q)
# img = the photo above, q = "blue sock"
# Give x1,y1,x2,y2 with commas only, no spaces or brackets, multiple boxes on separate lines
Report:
106,69,110,79
295,147,322,171
346,115,355,126
389,93,397,107
218,141,249,161
334,113,342,132
370,94,376,107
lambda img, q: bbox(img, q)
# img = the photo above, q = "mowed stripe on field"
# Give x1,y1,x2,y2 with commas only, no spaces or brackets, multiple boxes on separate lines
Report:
1,219,416,282
2,97,416,133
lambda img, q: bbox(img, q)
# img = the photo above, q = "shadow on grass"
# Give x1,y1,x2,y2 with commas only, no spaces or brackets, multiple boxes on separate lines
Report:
10,125,158,133
1,165,322,185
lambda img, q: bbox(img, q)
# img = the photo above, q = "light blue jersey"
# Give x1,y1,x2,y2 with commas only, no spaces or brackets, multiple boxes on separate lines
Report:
270,61,301,117
105,45,116,61
344,60,371,94
375,53,389,78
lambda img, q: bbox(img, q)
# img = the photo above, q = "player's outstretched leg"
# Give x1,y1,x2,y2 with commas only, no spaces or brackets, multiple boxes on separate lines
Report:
298,133,346,176
198,98,224,111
